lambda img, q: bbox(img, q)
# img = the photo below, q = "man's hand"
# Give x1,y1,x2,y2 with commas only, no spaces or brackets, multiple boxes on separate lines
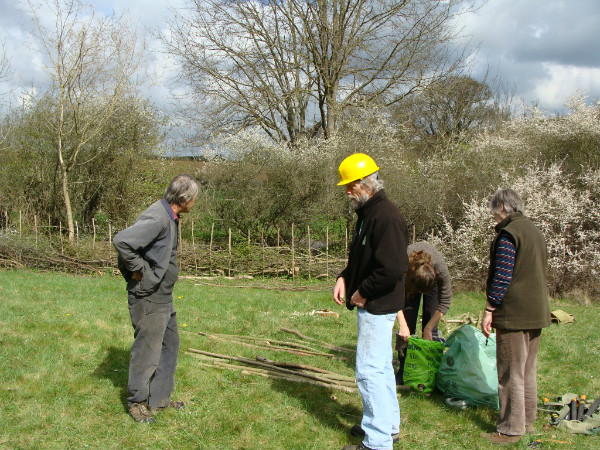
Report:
396,311,410,342
481,310,493,338
333,277,346,306
350,291,367,308
131,271,143,281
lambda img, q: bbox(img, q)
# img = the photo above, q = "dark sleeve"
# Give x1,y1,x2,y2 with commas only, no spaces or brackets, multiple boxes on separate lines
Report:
113,215,168,294
358,216,408,299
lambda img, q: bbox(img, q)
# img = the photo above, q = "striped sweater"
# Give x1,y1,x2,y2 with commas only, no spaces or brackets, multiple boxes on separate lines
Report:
487,232,516,306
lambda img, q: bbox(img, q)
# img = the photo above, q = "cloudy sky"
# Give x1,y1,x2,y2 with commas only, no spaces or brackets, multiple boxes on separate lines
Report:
1,0,599,115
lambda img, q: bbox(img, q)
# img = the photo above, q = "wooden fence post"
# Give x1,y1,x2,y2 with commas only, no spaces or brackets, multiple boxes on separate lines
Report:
192,220,197,272
228,227,232,277
209,223,214,274
326,226,329,281
75,221,79,246
345,227,348,257
307,225,311,280
92,218,96,248
277,228,280,278
291,223,295,281
261,228,265,277
19,210,22,237
59,222,64,254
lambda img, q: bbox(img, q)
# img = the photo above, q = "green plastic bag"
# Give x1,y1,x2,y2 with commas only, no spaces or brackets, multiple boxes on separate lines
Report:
436,325,499,409
403,336,446,393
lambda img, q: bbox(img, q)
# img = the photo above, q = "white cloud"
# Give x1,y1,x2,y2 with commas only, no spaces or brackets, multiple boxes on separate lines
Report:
456,0,600,112
531,63,600,110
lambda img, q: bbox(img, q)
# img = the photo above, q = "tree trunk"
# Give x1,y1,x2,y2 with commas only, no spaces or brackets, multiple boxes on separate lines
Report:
60,164,75,242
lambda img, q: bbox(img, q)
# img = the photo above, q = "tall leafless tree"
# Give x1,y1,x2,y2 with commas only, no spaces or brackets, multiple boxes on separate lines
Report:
26,0,144,241
400,75,513,144
164,0,475,145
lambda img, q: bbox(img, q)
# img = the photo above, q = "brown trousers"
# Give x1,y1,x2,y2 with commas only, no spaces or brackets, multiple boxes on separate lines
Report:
495,328,541,436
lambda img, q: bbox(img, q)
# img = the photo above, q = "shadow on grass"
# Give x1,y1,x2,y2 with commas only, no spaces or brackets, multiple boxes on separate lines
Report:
93,346,130,411
269,377,363,438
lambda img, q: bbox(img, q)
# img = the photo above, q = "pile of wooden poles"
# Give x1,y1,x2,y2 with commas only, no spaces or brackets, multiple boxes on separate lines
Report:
187,327,357,393
188,350,357,392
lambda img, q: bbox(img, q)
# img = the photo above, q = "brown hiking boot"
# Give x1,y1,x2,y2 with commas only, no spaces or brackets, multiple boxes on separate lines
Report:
150,400,185,414
129,402,156,423
481,432,521,445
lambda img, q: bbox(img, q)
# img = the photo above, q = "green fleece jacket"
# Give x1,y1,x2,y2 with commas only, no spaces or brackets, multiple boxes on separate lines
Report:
486,212,551,330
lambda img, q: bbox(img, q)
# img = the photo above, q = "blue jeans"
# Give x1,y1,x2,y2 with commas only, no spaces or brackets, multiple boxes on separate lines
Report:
356,308,400,450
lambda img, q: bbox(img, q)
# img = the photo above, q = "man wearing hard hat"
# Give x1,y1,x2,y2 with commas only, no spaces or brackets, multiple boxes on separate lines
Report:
333,153,409,450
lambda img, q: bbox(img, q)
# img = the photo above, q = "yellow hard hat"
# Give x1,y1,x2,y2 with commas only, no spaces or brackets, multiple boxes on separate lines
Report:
337,153,380,186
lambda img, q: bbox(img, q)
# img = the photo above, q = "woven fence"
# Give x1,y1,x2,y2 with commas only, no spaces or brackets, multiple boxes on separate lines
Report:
0,210,353,280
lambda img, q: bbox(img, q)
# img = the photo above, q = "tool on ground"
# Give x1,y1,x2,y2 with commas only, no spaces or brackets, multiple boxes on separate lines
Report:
577,397,586,421
569,398,577,421
581,396,600,421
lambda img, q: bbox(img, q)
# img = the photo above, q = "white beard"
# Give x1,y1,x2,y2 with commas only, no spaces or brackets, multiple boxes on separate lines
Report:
348,192,369,210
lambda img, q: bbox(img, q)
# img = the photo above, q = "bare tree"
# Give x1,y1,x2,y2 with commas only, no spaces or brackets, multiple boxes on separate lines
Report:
0,40,9,86
400,75,513,144
26,0,144,241
164,0,474,145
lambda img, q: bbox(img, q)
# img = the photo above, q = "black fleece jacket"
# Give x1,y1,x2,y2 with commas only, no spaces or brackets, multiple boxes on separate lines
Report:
339,190,409,314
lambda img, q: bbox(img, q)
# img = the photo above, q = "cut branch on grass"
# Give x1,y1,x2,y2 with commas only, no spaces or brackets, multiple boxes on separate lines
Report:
280,327,355,353
196,331,341,359
187,348,357,392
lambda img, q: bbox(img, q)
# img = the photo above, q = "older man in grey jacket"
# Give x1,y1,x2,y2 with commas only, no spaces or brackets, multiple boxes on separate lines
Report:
113,174,198,423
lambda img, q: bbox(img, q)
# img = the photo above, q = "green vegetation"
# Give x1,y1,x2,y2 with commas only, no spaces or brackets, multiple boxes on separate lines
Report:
1,270,598,449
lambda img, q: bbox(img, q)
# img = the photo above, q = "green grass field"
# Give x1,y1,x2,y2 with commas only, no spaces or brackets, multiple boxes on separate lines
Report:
0,270,598,449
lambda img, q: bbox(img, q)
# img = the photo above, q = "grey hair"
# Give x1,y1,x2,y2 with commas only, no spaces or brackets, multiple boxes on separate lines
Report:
489,188,524,215
360,172,384,193
164,174,199,206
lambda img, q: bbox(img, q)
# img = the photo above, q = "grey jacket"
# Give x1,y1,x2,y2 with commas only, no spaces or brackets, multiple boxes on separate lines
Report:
113,199,178,298
407,241,452,314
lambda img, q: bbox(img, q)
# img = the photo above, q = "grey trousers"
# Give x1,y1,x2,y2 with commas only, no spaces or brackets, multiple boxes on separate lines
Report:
495,328,541,436
127,296,179,408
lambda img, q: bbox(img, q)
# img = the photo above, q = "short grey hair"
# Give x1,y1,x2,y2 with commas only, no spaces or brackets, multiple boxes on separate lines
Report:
489,188,524,215
360,172,384,193
164,174,199,206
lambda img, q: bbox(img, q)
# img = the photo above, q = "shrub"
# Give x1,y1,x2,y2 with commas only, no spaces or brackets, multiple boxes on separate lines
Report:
435,162,600,297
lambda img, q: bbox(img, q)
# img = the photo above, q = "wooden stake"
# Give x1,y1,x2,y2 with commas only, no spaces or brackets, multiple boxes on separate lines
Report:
291,223,295,280
59,222,64,254
209,222,214,274
326,226,329,281
307,224,311,280
228,227,232,277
